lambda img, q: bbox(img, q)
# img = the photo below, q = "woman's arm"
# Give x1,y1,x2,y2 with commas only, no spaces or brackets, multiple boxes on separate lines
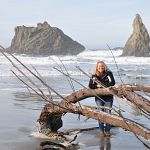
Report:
107,71,115,86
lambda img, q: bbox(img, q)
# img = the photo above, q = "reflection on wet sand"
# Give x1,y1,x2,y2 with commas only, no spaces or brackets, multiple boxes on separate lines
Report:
99,137,111,150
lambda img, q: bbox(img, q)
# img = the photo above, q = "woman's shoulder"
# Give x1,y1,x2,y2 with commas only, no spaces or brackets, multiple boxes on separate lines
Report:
106,69,112,73
106,70,113,75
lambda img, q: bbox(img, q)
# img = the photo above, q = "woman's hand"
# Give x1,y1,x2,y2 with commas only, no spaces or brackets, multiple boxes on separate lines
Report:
97,84,102,88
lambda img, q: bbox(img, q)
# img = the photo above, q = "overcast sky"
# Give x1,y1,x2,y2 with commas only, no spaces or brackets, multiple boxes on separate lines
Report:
0,0,150,49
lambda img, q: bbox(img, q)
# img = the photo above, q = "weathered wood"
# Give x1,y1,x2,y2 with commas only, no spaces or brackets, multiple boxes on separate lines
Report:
40,102,150,140
122,90,150,114
119,84,150,93
109,85,150,114
37,84,150,141
58,86,150,114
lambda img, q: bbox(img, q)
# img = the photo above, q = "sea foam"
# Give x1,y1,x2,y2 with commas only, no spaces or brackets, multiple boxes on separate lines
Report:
0,49,150,77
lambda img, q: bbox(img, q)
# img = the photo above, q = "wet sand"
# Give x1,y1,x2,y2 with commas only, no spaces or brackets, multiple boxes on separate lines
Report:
1,127,148,150
0,77,149,150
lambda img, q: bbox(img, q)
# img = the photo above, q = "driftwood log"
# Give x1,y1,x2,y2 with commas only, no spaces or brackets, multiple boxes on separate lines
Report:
38,85,150,141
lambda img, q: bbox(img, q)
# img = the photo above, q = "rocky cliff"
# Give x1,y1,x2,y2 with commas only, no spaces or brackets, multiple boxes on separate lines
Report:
8,22,85,55
122,14,150,57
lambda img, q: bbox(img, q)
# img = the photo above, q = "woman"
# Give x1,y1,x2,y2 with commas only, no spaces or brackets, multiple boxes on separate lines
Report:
89,61,115,137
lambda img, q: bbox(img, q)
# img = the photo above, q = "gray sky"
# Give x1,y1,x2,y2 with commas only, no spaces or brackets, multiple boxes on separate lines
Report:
0,0,150,49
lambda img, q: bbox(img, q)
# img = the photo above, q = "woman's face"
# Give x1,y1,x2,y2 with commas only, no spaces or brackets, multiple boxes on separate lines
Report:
97,63,105,73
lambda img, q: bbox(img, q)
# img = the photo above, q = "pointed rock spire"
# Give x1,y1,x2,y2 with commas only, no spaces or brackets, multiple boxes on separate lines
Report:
122,14,150,57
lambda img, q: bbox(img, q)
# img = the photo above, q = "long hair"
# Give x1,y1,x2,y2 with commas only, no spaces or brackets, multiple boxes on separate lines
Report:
95,61,111,76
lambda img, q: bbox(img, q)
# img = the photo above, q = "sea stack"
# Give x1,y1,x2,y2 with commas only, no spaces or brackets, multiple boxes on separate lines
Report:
122,14,150,57
7,21,85,55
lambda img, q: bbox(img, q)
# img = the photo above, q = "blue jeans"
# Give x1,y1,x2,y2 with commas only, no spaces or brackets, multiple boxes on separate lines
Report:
95,98,113,132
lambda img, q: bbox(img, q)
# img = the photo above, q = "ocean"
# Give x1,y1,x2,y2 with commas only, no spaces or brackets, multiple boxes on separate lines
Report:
0,49,149,149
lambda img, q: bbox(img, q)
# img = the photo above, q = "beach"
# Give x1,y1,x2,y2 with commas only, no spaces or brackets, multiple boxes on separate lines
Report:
0,49,149,149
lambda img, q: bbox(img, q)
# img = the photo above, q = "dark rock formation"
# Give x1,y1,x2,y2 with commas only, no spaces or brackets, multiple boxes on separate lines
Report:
112,47,123,50
122,14,150,57
8,21,85,55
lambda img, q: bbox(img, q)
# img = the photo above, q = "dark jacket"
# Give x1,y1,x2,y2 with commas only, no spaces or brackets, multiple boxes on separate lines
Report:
88,71,115,100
